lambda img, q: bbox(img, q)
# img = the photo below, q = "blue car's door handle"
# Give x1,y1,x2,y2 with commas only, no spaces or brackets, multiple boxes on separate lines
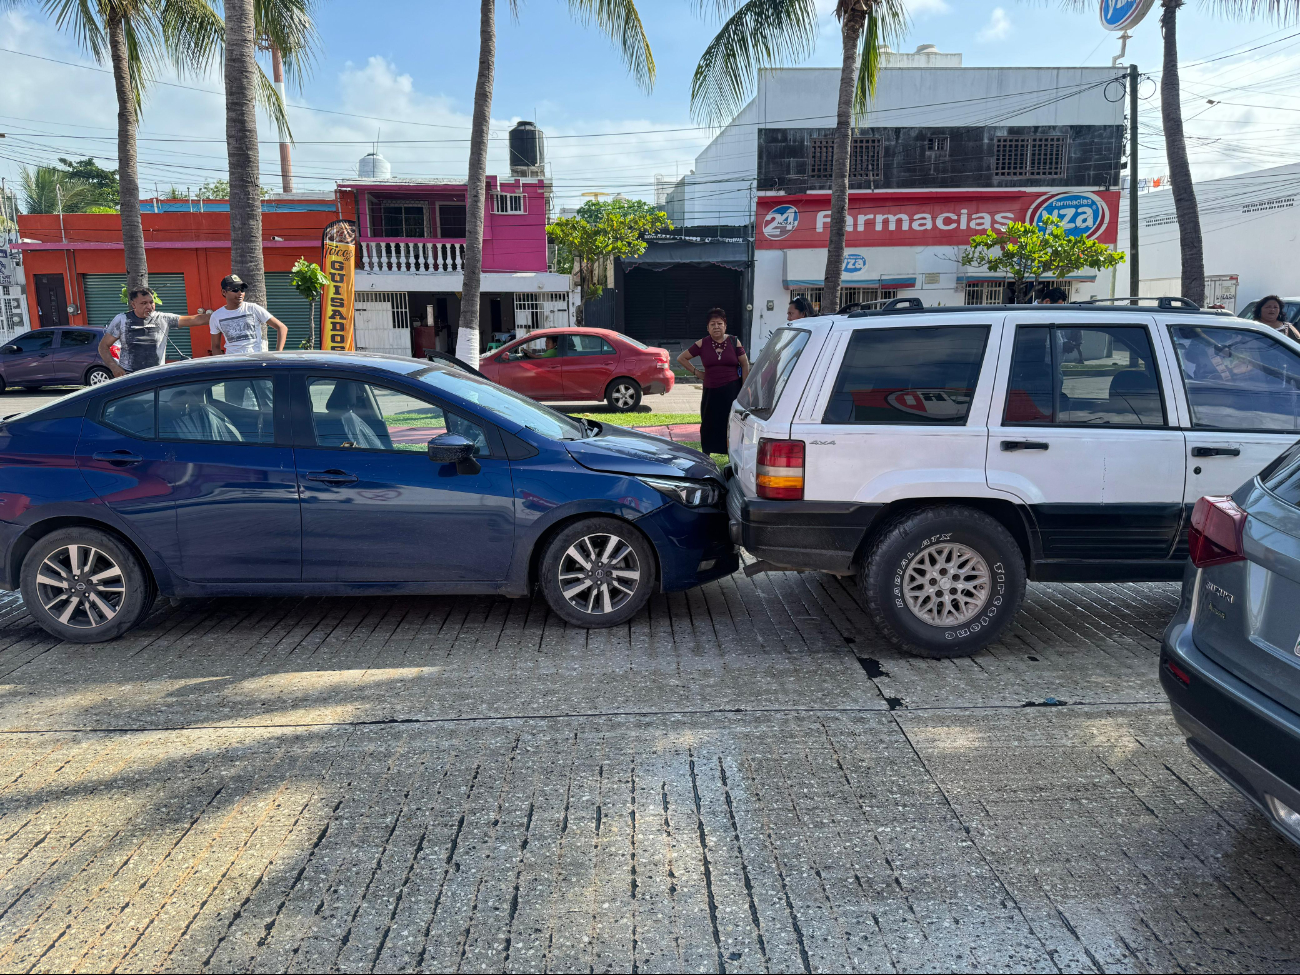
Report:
305,469,359,486
92,450,142,465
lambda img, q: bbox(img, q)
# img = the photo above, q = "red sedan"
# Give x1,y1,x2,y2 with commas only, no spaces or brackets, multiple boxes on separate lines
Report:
477,328,674,412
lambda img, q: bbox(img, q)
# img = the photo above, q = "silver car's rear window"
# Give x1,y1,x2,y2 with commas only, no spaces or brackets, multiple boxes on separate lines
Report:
1261,440,1300,507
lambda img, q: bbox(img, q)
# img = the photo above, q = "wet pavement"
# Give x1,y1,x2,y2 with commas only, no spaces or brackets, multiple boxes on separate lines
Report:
0,568,1296,972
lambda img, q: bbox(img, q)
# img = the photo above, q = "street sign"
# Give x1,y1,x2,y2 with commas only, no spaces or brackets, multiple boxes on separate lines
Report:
1100,0,1154,31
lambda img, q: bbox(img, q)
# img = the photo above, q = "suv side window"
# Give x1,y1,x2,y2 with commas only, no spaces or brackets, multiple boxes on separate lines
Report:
1171,325,1300,431
1004,325,1165,426
822,325,989,425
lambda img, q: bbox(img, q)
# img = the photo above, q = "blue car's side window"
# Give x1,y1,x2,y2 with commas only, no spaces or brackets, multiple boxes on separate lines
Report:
157,378,274,444
306,377,489,455
101,389,155,439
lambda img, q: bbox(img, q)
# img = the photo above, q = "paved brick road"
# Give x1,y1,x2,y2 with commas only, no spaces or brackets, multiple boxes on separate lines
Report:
0,567,1296,973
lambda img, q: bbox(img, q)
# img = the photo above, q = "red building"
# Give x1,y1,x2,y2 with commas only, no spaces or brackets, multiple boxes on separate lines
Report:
16,195,339,357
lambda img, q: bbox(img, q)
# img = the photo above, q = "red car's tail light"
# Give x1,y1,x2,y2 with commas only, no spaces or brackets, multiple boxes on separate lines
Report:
757,438,804,500
1189,495,1247,568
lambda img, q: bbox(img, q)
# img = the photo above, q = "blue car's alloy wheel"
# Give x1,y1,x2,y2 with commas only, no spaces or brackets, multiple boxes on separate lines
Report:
540,517,656,627
21,527,155,643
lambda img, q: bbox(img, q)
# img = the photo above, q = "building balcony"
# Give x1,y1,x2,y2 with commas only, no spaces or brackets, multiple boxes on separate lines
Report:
358,238,466,274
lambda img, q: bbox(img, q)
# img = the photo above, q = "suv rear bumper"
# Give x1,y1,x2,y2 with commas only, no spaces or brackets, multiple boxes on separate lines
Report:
726,478,881,573
1161,619,1300,848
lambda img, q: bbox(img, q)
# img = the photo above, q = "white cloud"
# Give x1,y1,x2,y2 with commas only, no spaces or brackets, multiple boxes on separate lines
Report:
909,0,951,15
0,13,706,210
978,7,1012,42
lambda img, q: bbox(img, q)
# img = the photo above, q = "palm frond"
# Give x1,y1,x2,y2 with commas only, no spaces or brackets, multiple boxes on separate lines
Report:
254,0,320,87
255,64,293,141
1199,0,1300,21
853,0,908,124
121,12,163,113
40,0,109,63
568,0,656,92
159,0,224,76
690,0,819,126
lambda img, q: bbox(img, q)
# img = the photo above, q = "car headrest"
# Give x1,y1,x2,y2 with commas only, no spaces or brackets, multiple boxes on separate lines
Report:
1109,369,1157,396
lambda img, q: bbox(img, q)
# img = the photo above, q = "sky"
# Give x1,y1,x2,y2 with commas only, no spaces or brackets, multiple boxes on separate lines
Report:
1,0,1298,212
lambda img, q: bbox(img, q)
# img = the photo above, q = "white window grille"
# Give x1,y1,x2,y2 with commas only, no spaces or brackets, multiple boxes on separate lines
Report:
925,135,949,155
993,135,1066,178
492,193,527,214
514,293,543,331
964,279,1071,305
1242,195,1296,214
354,291,410,328
788,286,897,315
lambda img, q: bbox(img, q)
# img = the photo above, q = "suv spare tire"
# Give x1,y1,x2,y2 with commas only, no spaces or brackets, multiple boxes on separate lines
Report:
860,505,1025,659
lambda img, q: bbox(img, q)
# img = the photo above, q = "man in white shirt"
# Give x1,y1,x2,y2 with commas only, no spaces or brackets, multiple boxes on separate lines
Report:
209,274,288,356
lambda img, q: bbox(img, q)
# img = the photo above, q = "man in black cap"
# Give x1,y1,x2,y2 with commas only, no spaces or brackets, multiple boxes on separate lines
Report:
98,287,211,376
208,274,288,356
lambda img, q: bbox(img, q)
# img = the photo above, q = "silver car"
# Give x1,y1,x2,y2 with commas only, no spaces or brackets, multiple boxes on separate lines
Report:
1162,440,1300,846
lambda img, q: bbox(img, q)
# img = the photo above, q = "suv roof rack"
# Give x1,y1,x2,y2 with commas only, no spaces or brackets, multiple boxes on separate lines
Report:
844,296,1217,318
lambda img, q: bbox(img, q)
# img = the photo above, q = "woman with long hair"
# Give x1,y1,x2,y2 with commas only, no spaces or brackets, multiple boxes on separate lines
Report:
1253,295,1300,342
676,307,750,455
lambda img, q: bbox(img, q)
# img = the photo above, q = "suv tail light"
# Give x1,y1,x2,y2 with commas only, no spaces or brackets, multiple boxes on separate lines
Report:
757,438,804,500
1189,495,1247,567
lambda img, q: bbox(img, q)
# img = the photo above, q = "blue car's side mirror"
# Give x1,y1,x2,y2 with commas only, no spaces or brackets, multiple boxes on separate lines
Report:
428,433,480,474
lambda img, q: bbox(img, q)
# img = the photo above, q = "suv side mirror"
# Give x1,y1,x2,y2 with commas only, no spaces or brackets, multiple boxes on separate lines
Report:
428,433,480,474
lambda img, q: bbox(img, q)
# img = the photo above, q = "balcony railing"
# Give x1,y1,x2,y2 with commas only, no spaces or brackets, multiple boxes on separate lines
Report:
358,239,466,274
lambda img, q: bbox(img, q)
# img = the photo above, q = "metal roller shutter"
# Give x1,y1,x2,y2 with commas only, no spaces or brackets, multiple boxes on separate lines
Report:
264,272,315,350
623,265,743,345
82,273,192,359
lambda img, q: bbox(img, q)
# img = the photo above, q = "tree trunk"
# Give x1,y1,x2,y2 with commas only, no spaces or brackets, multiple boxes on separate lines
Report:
1161,0,1205,306
458,0,495,368
108,14,147,294
822,6,866,316
225,0,266,306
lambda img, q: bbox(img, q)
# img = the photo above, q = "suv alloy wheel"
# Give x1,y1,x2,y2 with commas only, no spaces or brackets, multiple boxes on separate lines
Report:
539,517,656,626
20,527,156,643
860,505,1026,658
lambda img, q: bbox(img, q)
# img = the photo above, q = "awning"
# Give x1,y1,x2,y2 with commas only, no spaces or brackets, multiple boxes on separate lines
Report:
783,248,916,289
622,238,749,271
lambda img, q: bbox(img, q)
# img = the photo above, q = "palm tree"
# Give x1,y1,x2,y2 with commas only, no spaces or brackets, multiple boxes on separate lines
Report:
1063,0,1299,306
457,0,655,367
8,1,207,292
19,166,97,215
691,0,907,315
209,0,318,306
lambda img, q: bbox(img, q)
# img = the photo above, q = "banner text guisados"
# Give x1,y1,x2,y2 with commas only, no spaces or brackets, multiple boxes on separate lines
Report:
322,241,355,351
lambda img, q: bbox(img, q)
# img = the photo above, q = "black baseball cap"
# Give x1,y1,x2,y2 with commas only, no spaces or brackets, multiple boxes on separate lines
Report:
220,274,247,292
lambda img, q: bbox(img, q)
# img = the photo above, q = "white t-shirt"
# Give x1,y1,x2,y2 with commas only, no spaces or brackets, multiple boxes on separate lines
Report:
210,301,273,354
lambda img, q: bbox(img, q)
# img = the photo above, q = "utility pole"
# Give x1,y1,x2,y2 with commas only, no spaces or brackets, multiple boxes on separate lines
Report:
1129,62,1139,304
272,45,294,193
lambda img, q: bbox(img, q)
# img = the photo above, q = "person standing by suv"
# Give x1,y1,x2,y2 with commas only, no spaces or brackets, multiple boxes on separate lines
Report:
209,274,288,356
676,307,750,455
98,288,211,377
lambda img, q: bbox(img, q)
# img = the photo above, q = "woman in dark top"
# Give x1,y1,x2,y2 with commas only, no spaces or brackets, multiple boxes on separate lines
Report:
676,307,750,455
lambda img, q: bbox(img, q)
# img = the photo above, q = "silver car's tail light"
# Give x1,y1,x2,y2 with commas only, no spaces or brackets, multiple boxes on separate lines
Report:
1189,495,1247,568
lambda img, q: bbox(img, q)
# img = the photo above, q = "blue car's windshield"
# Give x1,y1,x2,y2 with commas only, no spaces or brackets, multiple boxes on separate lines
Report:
412,366,586,441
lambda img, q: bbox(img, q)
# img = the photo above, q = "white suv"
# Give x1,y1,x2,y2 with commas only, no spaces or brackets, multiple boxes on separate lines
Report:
727,301,1300,658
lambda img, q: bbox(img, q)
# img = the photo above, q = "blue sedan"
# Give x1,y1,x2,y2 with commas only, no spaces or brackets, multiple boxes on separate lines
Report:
0,352,738,642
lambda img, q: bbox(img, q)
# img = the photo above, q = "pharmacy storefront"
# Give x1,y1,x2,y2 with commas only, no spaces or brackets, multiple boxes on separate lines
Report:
751,188,1119,350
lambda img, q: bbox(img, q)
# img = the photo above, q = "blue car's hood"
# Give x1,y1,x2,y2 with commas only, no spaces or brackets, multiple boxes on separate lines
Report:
565,425,720,480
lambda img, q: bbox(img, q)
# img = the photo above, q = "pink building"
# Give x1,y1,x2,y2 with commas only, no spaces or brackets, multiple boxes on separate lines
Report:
339,170,572,358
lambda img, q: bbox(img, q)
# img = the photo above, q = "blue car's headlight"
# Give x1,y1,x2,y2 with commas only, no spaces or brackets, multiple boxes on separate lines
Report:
639,476,721,508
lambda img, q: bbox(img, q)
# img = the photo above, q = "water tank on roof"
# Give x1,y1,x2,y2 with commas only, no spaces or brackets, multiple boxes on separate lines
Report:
509,122,546,178
358,152,391,179
915,44,938,53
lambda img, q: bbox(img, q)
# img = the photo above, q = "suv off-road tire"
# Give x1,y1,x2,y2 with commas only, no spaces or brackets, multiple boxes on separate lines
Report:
860,505,1025,659
20,527,156,643
539,517,656,627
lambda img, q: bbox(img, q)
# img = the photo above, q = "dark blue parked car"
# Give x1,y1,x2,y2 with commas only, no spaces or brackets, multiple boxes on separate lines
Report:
0,352,737,642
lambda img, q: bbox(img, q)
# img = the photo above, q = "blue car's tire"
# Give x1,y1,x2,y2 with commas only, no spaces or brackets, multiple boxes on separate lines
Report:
20,527,155,643
539,517,655,627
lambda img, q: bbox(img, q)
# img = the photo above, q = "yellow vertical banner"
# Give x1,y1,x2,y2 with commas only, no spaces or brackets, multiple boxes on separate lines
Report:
322,241,355,351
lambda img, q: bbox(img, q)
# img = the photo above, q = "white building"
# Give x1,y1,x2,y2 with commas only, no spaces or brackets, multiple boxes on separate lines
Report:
681,48,1127,350
1115,161,1300,311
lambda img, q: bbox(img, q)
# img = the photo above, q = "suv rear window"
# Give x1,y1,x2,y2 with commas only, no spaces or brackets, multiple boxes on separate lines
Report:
822,325,989,425
736,327,810,419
